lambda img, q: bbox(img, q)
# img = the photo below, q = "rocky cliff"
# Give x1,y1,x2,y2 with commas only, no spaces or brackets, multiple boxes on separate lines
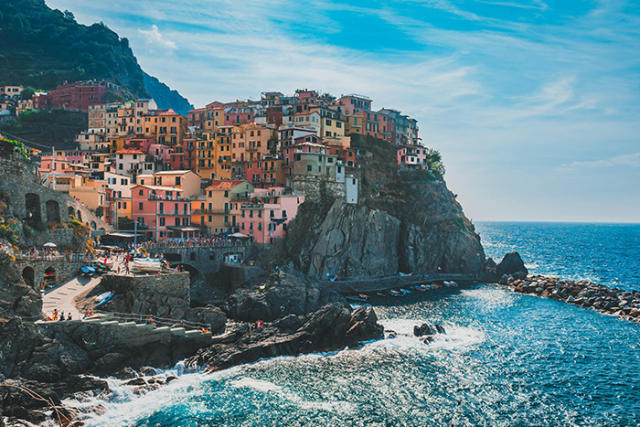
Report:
284,136,486,279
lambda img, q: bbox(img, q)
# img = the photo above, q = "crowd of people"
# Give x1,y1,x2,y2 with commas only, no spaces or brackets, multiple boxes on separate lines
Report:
20,247,91,261
139,236,249,249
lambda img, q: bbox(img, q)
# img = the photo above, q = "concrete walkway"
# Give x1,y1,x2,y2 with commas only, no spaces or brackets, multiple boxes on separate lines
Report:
42,276,102,320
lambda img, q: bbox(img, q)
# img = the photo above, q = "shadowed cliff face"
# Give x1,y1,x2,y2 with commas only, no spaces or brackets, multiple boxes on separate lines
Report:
284,136,485,279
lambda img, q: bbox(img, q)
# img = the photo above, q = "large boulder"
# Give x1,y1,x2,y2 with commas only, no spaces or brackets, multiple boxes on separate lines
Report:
0,264,41,319
496,252,528,278
185,306,226,333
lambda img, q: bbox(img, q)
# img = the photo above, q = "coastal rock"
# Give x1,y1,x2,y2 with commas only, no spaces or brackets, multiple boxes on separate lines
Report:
496,252,528,278
224,271,344,322
185,306,226,334
188,302,383,371
0,264,41,319
413,323,446,338
502,274,640,323
284,145,486,279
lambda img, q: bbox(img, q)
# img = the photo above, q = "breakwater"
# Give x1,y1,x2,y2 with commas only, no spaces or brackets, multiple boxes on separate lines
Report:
501,274,640,322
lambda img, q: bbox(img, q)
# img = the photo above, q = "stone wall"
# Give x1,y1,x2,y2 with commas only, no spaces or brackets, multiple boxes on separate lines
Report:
101,272,191,318
14,257,85,290
291,176,345,201
0,157,111,248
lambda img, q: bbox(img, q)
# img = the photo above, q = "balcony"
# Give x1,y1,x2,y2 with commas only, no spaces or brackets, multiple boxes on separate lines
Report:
192,208,228,215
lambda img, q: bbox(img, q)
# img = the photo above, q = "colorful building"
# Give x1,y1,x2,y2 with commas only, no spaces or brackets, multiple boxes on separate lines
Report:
230,187,304,244
131,185,195,240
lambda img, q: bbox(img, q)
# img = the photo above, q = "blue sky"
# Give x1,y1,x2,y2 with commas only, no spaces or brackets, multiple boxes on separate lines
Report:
46,0,640,223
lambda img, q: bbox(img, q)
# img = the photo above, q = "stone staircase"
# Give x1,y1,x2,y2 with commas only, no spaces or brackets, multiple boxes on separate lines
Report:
36,315,235,346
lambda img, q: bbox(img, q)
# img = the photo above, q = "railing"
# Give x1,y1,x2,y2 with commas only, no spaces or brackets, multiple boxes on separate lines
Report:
143,240,250,249
16,253,92,262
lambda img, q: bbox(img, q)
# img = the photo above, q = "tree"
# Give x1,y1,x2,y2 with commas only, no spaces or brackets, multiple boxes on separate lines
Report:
94,206,104,218
21,86,35,100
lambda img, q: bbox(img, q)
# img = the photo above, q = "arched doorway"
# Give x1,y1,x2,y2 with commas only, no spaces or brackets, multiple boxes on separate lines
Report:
76,210,82,222
44,266,57,287
45,200,60,223
22,267,35,288
25,193,41,226
68,206,75,218
90,221,97,230
174,263,200,280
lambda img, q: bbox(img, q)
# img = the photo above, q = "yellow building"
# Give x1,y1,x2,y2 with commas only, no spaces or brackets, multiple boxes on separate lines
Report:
194,180,253,234
142,109,187,146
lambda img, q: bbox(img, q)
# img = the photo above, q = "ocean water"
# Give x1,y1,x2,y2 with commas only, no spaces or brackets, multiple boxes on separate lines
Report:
477,222,640,291
72,222,640,426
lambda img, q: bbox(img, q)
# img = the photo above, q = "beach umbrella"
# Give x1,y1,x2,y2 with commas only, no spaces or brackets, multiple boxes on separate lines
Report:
230,232,250,239
43,242,57,247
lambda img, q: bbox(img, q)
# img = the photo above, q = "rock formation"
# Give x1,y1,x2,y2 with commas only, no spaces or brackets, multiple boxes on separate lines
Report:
188,303,383,371
501,274,640,322
283,136,486,280
223,270,345,322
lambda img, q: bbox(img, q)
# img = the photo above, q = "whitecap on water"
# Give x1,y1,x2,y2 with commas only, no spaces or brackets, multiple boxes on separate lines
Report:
230,377,356,414
525,262,539,269
365,318,485,353
63,364,242,427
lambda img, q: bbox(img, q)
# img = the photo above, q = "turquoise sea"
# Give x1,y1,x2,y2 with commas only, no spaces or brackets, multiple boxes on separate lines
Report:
71,222,640,426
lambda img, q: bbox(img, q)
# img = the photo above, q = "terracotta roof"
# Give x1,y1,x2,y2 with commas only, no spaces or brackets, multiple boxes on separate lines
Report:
207,180,248,190
116,149,144,155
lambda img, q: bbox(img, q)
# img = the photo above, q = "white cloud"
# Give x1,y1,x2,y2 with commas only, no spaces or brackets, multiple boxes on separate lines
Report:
138,25,176,49
566,152,640,168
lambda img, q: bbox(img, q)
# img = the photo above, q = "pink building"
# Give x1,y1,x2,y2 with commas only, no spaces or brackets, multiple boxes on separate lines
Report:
147,143,173,164
397,146,429,170
230,187,304,244
131,185,195,241
336,94,372,115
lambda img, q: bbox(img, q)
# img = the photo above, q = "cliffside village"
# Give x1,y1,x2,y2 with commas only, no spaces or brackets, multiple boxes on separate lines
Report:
1,81,430,244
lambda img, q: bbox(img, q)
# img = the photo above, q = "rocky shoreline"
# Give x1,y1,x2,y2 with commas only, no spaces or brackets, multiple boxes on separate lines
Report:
500,274,640,322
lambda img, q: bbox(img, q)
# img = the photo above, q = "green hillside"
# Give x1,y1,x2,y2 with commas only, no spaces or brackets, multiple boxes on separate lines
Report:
0,0,192,115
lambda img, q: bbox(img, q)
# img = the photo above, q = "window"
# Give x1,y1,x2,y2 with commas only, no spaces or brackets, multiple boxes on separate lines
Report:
258,223,262,231
138,202,143,210
307,165,312,172
159,217,165,226
282,210,287,218
138,189,144,196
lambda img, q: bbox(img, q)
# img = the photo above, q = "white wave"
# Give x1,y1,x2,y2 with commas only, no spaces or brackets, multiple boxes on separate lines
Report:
525,263,539,269
230,376,355,414
64,364,242,427
367,318,485,353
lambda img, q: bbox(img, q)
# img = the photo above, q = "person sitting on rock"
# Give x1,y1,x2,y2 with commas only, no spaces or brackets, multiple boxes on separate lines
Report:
59,311,65,321
67,313,72,321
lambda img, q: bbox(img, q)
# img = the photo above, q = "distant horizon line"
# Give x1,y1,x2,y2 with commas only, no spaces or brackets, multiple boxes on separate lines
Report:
474,220,640,225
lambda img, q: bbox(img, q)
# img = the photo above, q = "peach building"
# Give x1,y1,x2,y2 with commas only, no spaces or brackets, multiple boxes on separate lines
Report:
137,170,201,198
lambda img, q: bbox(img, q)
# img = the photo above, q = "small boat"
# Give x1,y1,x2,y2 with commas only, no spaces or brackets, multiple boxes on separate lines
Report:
347,295,368,303
131,257,163,273
358,293,369,300
389,290,402,297
414,285,429,292
81,265,96,276
95,291,114,306
400,289,412,296
443,281,458,288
